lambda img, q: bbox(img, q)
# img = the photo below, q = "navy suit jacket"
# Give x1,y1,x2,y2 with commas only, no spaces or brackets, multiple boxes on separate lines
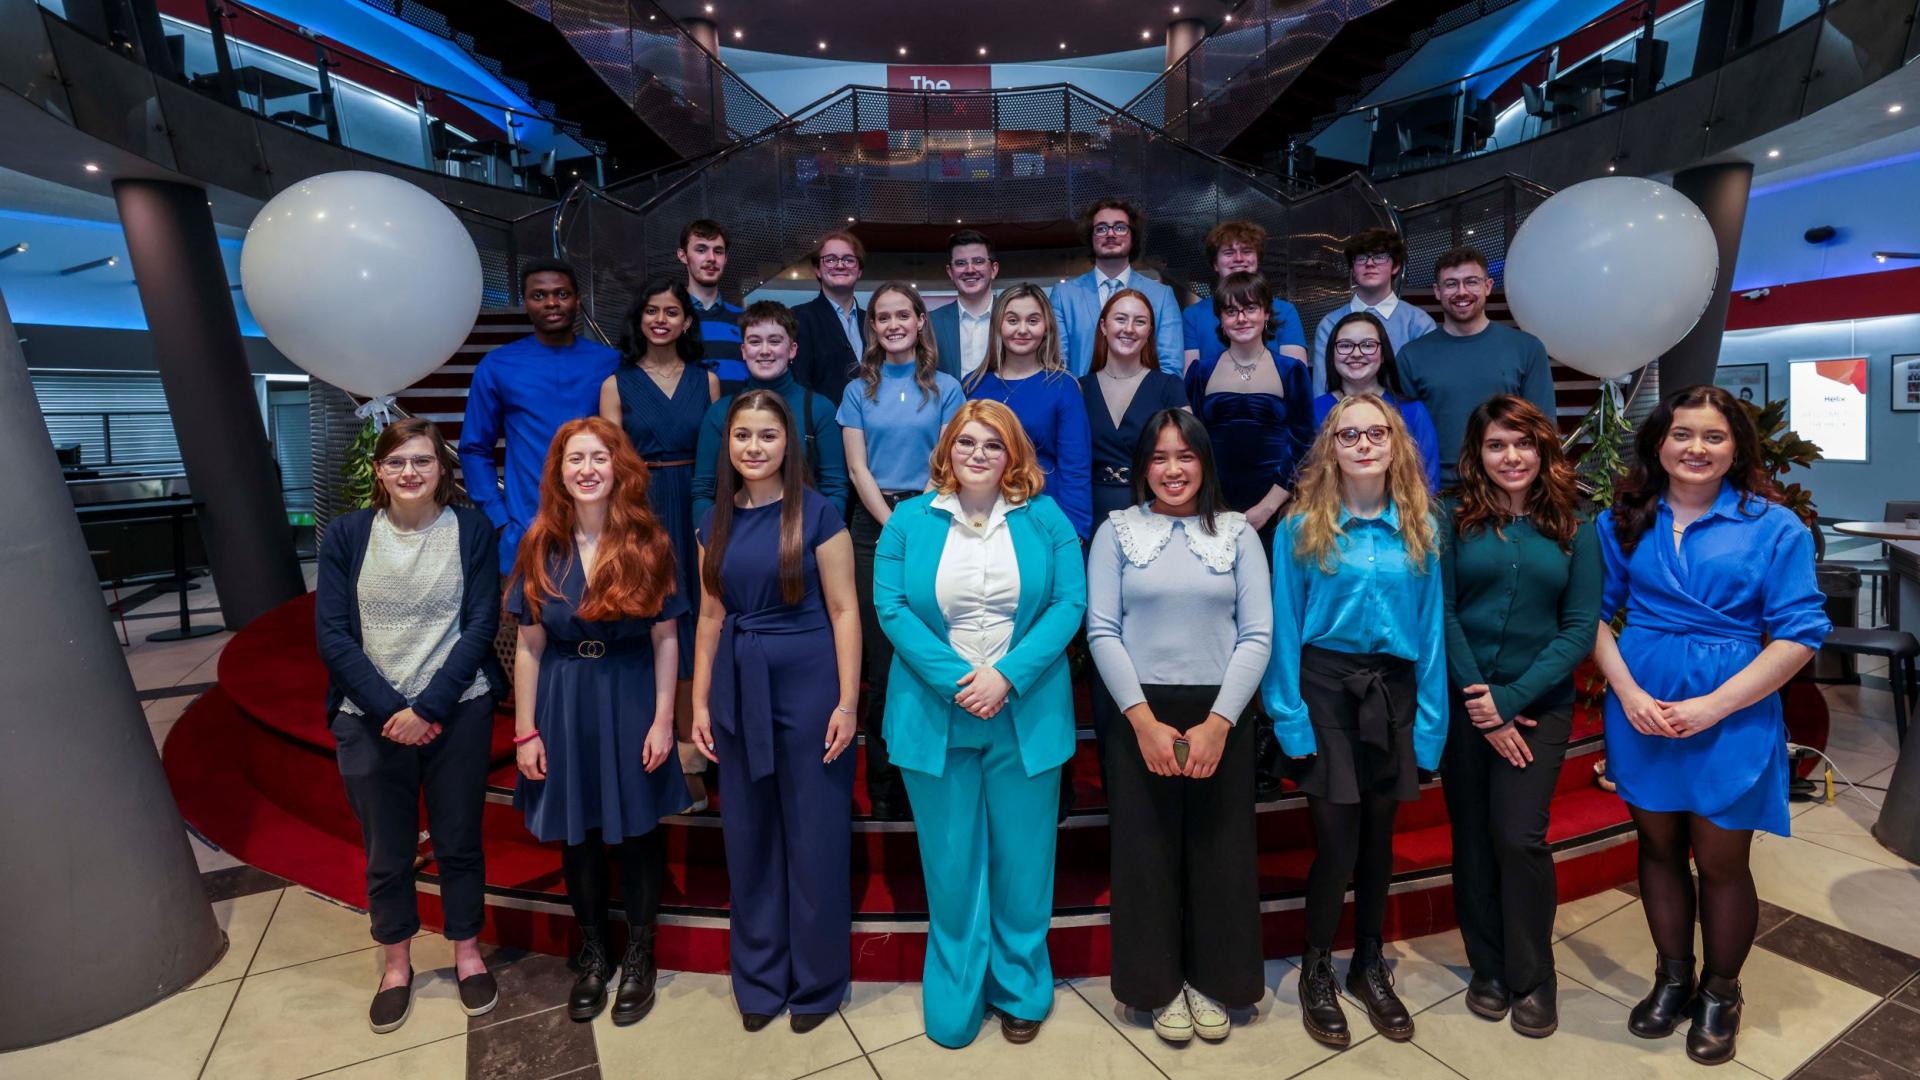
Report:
792,293,864,407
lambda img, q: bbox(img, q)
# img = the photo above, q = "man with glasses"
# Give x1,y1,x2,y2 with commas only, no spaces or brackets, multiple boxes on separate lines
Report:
459,258,619,574
792,230,868,406
1183,220,1308,373
1395,245,1556,487
678,219,747,389
1051,198,1184,377
928,229,998,379
1310,227,1437,396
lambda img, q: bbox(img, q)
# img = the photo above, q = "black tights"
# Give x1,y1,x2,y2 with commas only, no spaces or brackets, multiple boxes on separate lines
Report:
1630,807,1757,980
560,828,666,931
1304,792,1401,949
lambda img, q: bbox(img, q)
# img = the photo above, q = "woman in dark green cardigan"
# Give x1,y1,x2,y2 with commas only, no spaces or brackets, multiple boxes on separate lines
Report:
1439,395,1601,1039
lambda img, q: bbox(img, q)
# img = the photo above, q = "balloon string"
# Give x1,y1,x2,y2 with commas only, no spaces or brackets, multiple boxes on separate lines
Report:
352,395,397,431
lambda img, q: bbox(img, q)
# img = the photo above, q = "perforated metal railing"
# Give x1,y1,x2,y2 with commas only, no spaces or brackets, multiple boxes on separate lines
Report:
550,84,1398,342
1395,173,1554,290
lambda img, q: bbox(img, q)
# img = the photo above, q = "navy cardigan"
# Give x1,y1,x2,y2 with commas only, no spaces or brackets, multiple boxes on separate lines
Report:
316,505,506,722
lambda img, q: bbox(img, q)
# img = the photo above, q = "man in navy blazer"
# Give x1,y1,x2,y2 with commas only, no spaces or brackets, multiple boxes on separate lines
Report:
927,228,999,382
1050,197,1184,378
791,230,868,407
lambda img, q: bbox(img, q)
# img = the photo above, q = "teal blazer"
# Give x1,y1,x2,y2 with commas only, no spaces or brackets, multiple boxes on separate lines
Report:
874,492,1087,779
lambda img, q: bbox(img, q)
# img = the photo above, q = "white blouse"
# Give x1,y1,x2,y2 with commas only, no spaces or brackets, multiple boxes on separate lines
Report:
933,492,1022,668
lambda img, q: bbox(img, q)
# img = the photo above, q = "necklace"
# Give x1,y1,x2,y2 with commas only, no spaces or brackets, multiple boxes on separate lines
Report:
1100,366,1146,382
1228,353,1262,381
641,359,683,386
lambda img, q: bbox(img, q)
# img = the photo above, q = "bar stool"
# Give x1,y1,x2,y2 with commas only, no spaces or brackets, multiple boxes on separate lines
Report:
1821,626,1920,743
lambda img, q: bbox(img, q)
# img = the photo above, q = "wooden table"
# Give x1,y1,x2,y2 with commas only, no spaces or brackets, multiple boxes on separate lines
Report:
1836,521,1920,542
1838,522,1920,634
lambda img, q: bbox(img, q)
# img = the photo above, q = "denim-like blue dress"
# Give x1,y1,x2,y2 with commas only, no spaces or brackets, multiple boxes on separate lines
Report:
1596,482,1829,836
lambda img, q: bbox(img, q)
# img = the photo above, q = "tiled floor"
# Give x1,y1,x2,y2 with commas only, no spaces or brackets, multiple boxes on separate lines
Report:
5,561,1918,1079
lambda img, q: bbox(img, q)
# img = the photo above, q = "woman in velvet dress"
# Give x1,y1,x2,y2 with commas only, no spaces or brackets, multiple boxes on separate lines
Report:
1593,385,1829,1066
1081,287,1189,524
601,276,721,810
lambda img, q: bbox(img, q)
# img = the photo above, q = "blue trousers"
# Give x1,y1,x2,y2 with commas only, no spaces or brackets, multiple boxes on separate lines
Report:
901,712,1062,1048
714,704,856,1016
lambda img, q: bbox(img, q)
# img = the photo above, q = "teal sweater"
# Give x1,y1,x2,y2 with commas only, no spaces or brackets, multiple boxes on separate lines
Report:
1438,504,1602,723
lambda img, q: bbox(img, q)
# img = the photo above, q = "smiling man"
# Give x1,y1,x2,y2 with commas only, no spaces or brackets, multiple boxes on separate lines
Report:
458,259,620,573
1310,228,1438,397
678,219,747,389
791,231,868,406
1395,246,1557,488
928,229,999,380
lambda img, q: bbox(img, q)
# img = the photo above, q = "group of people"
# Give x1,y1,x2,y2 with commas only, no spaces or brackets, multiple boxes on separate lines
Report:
312,204,1829,1069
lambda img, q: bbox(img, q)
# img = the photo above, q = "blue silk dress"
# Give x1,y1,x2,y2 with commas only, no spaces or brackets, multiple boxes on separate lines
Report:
1596,482,1829,836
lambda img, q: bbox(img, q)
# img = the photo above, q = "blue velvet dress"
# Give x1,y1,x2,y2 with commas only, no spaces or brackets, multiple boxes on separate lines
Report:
614,364,709,679
1187,350,1315,513
1596,483,1829,835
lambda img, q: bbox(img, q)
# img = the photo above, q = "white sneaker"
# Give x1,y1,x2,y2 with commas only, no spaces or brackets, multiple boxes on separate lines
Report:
1185,984,1231,1041
1152,990,1194,1043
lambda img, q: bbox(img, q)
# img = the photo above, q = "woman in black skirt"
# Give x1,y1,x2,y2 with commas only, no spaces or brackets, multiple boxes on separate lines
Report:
1260,393,1448,1049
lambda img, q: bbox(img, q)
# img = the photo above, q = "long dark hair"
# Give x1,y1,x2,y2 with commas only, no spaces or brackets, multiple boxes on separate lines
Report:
1129,409,1226,535
1320,310,1408,398
1611,384,1782,553
701,390,809,605
619,276,704,367
1454,395,1582,550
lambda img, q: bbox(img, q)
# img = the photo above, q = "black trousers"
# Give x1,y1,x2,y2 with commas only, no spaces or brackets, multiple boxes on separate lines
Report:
332,694,495,945
1441,701,1573,994
1106,685,1264,1009
850,499,906,809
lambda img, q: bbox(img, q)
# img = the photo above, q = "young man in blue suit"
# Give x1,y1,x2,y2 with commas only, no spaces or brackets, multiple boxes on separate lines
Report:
1050,198,1184,377
928,229,998,382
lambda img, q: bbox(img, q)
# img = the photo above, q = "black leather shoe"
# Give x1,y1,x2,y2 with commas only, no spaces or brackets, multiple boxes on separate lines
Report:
741,1012,775,1032
1346,936,1414,1041
368,968,413,1034
1299,946,1351,1049
568,929,613,1022
1465,973,1511,1020
611,924,658,1026
457,968,498,1017
1000,1015,1042,1044
791,1011,832,1034
1686,975,1742,1065
1628,954,1695,1039
1254,771,1284,800
1510,977,1558,1038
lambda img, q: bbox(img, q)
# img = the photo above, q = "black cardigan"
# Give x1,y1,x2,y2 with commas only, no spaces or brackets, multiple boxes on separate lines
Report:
315,505,505,722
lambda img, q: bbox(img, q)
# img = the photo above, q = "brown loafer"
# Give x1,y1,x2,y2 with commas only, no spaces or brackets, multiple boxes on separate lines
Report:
1001,1015,1042,1044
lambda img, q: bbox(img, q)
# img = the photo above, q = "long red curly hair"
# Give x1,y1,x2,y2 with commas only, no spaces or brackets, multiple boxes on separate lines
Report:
512,416,675,623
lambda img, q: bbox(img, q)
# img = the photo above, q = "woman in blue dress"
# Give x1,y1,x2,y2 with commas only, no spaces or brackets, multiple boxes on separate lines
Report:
510,416,689,1028
1312,311,1440,490
1081,287,1189,524
1592,385,1829,1067
1186,272,1314,537
601,276,721,811
964,283,1093,540
690,390,861,1034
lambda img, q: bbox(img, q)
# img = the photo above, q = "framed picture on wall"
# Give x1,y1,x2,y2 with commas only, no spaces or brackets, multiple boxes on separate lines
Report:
1714,363,1770,406
1788,358,1869,462
1894,354,1920,412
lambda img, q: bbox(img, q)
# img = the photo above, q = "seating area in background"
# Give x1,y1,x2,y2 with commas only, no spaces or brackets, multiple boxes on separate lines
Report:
1816,503,1920,744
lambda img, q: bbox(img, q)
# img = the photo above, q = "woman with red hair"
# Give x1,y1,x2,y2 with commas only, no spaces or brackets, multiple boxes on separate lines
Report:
509,416,686,1028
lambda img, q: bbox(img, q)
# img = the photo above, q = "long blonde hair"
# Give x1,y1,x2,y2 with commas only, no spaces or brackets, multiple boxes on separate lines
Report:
1287,393,1437,574
965,284,1065,392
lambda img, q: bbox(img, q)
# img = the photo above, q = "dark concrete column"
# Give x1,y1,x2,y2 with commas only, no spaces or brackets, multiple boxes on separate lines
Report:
113,178,305,630
0,286,222,1050
1659,162,1753,394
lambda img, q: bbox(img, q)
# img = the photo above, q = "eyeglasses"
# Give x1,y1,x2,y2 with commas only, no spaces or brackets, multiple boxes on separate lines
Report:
949,256,993,270
1352,253,1393,267
377,455,440,475
1221,305,1266,321
1091,222,1132,237
818,254,860,268
953,435,1007,459
1438,276,1488,292
1333,339,1381,356
1333,426,1391,447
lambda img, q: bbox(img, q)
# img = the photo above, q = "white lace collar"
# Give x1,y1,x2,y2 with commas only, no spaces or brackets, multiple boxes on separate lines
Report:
1109,503,1246,573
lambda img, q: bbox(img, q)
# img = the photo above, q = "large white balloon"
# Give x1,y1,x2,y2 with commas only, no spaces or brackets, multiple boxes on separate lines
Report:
240,171,482,398
1503,176,1718,380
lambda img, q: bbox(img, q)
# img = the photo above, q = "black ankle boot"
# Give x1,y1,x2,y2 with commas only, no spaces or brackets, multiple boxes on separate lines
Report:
1687,974,1742,1065
1346,936,1414,1040
1510,976,1558,1038
612,924,658,1026
1628,953,1695,1038
1299,946,1351,1049
568,928,612,1022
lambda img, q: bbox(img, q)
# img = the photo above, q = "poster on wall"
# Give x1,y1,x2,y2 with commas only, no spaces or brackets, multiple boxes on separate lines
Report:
1893,354,1920,412
1714,364,1769,406
1788,358,1869,462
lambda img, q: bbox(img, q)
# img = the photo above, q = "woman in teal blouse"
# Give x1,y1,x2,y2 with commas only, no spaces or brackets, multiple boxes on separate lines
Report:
874,400,1087,1049
1439,395,1600,1040
1262,393,1446,1050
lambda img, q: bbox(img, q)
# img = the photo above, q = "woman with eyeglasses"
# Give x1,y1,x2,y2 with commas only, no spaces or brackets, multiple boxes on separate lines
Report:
1313,311,1440,490
965,284,1093,540
875,400,1086,1048
1186,272,1315,537
1081,287,1190,526
510,417,687,1027
1263,394,1446,1050
317,418,505,1033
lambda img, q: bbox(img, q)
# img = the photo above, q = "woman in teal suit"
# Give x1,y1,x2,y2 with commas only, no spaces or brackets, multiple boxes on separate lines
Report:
873,399,1087,1049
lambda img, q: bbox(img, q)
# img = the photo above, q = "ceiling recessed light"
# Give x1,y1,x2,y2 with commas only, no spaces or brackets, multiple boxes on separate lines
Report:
818,41,827,50
1892,103,1905,114
83,163,100,173
1060,42,1067,50
846,216,855,222
703,3,713,11
732,28,742,39
1606,162,1616,172
1142,29,1152,39
1172,3,1181,11
978,46,987,55
898,46,907,56
1767,148,1780,158
1224,13,1232,21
